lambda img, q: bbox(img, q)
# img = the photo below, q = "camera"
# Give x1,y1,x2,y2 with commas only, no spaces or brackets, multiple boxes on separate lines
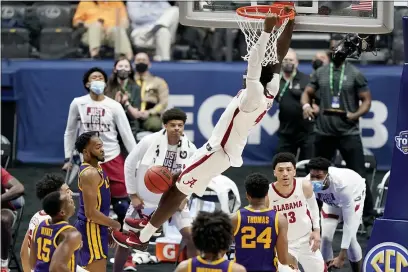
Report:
332,34,377,62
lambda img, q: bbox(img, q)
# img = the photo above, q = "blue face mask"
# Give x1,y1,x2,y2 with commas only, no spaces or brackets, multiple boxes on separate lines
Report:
311,174,329,192
90,81,106,95
311,180,325,192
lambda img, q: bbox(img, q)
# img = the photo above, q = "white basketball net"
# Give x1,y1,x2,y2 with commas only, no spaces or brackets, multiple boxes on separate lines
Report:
236,8,290,66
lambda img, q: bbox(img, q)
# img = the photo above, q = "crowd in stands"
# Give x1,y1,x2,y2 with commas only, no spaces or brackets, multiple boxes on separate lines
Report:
1,1,407,64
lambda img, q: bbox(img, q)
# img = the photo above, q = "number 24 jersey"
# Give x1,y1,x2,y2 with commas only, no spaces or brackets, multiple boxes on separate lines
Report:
234,207,279,272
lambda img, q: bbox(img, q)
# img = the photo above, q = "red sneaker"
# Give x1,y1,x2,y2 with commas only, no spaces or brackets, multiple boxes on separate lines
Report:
124,218,163,237
123,256,137,271
111,230,131,248
111,230,149,251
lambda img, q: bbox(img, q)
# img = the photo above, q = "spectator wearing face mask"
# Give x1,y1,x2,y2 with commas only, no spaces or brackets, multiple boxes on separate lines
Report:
275,49,317,160
312,51,330,71
105,55,143,137
133,52,169,132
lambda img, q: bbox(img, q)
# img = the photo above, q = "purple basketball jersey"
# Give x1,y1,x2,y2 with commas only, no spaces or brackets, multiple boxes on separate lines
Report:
33,219,79,272
234,207,279,272
189,256,232,272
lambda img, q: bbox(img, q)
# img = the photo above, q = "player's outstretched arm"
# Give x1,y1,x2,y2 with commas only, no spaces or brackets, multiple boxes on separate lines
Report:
50,229,82,272
246,14,277,82
272,6,295,73
81,169,121,230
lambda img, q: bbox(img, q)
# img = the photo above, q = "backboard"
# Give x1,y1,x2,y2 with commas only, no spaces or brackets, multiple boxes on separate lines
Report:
179,1,394,34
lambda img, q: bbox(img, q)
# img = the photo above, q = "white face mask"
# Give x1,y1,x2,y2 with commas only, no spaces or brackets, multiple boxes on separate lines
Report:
90,81,106,95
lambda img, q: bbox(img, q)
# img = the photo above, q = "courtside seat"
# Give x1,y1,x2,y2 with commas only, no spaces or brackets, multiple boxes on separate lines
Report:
39,27,75,59
1,28,30,58
1,3,30,58
32,3,77,58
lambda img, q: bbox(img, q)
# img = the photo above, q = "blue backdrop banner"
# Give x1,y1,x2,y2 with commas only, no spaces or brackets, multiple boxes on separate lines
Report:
1,60,403,169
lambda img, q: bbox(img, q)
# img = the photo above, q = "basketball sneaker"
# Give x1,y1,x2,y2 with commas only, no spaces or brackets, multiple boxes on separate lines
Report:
123,256,137,271
111,230,148,251
124,218,163,237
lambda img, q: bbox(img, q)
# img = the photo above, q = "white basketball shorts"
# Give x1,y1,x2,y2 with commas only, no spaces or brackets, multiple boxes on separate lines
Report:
278,234,325,272
176,145,230,197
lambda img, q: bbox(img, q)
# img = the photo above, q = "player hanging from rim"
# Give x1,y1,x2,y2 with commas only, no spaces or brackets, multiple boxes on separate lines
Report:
232,173,298,272
73,132,121,272
111,108,197,272
307,157,366,272
116,7,295,251
266,153,325,271
20,173,88,272
30,191,81,272
176,210,246,272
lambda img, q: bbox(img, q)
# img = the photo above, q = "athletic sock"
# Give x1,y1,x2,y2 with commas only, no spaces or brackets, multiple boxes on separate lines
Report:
139,223,157,243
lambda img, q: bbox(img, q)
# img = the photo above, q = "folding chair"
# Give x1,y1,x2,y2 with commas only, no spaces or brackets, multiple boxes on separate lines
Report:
295,159,310,176
374,170,390,216
8,196,25,272
1,135,11,169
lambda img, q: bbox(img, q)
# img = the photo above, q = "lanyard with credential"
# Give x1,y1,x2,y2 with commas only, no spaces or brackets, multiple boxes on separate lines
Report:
279,71,297,100
329,62,345,97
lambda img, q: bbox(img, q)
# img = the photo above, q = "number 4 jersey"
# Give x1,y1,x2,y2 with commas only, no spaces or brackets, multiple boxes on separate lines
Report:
268,178,313,242
32,219,80,272
234,207,279,272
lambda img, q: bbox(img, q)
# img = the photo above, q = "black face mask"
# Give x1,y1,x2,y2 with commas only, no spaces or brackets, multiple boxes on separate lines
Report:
282,63,295,74
116,70,129,80
135,63,148,73
312,59,323,70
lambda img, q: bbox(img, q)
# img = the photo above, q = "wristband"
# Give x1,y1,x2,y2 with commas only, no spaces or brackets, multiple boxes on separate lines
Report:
302,103,311,110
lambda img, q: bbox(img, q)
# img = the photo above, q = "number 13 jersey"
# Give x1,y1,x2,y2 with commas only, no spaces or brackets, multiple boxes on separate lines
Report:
234,207,279,272
268,178,313,242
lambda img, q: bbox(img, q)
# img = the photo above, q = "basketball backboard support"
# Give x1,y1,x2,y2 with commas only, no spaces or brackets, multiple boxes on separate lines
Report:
179,1,394,34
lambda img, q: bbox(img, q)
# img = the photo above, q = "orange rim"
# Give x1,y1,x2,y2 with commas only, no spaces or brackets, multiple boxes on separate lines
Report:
236,3,295,20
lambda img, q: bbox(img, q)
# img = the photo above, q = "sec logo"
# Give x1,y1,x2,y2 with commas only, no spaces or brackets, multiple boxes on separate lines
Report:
363,242,408,272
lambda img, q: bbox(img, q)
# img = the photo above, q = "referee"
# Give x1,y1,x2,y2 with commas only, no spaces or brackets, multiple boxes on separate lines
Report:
300,52,375,221
276,49,315,160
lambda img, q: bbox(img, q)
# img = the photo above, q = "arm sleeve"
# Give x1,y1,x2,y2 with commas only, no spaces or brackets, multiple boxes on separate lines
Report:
114,103,137,153
64,100,79,159
339,188,359,249
240,31,271,112
124,137,150,195
306,193,320,229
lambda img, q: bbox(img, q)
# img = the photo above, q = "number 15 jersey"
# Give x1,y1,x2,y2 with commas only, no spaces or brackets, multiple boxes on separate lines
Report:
32,219,79,272
234,207,279,272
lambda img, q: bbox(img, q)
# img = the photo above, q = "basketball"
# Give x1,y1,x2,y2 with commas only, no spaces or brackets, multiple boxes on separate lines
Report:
144,166,173,194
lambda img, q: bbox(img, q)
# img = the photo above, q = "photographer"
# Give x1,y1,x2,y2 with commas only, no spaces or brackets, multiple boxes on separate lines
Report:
300,40,375,222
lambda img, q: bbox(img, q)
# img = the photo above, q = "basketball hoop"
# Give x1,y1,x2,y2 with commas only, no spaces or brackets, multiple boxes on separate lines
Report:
236,3,295,66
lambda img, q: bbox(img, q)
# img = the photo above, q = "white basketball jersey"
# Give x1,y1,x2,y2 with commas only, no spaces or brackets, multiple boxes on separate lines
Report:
206,90,274,167
268,178,312,241
27,210,50,251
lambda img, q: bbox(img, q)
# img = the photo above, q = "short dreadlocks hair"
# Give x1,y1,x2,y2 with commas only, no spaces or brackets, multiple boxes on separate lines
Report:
75,131,99,154
192,210,233,255
36,173,65,200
